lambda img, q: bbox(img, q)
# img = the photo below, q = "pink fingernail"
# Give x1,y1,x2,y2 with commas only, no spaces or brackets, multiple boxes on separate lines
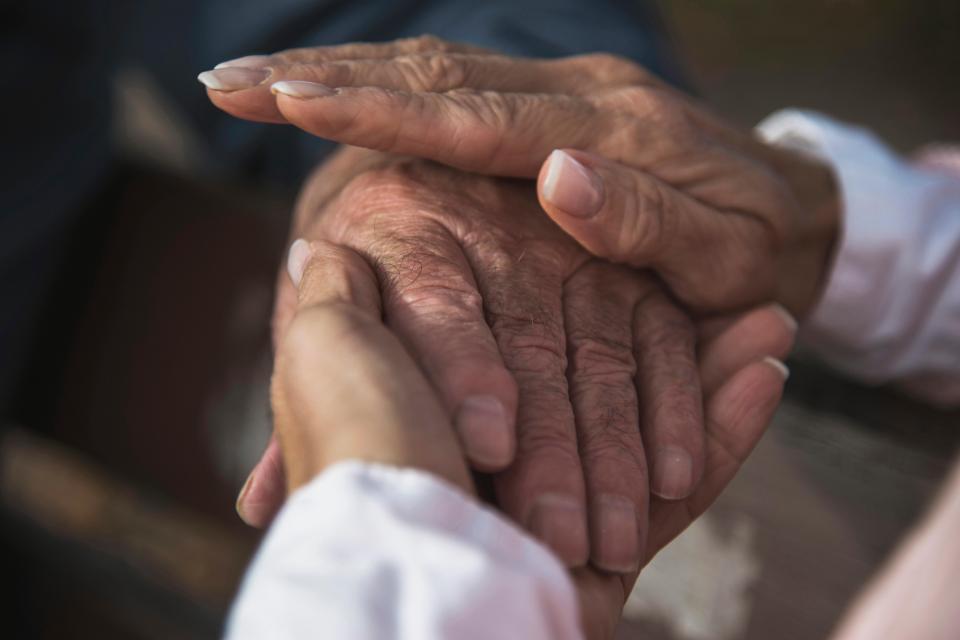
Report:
651,446,694,500
528,493,589,567
763,356,791,380
271,80,337,99
541,150,604,218
287,239,312,288
235,469,256,523
455,395,514,469
771,303,799,333
197,67,271,91
591,494,640,573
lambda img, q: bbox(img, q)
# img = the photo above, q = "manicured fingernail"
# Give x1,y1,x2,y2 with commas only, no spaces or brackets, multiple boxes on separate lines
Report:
215,55,272,70
541,149,604,218
771,303,799,333
528,494,589,567
287,239,312,288
197,67,271,91
271,80,337,98
591,494,640,573
455,395,514,469
763,356,791,380
651,446,694,500
235,469,256,524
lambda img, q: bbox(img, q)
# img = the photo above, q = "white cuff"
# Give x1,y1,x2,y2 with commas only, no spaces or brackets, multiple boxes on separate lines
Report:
227,461,582,640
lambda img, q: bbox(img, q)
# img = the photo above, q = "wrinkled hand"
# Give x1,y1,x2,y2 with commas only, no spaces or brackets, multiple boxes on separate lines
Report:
242,147,717,574
271,232,794,639
202,36,839,316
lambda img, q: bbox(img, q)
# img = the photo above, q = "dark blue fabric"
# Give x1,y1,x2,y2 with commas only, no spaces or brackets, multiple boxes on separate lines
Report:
0,0,680,411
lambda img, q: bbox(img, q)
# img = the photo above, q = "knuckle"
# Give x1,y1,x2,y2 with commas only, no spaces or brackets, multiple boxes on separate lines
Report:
401,52,467,90
411,34,452,52
281,303,370,364
395,280,484,318
567,334,636,379
579,426,645,470
500,330,568,374
517,425,580,461
612,173,669,262
575,52,650,86
639,302,696,352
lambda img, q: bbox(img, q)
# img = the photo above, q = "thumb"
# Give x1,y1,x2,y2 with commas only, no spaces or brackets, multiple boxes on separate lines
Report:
537,149,771,311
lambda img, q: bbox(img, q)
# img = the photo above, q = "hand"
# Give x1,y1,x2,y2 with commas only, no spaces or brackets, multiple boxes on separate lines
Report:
241,148,710,574
576,303,794,638
270,238,794,640
201,37,840,316
271,242,472,493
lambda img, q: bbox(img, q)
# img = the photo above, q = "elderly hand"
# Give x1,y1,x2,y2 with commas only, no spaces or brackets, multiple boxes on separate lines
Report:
270,233,794,639
242,147,712,574
201,36,840,316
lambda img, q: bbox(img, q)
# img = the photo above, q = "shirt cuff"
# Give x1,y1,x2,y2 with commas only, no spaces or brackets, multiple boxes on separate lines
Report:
756,109,914,380
227,460,582,640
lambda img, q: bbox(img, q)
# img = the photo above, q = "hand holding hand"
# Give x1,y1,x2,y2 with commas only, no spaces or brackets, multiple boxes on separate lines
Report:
202,37,840,315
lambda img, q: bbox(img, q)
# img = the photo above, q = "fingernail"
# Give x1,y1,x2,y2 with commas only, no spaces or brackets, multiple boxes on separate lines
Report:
197,67,271,91
455,395,514,469
763,356,791,380
771,303,799,333
271,80,337,99
528,494,589,567
541,149,604,218
651,446,694,500
215,55,272,70
235,469,256,524
591,494,640,573
287,239,312,288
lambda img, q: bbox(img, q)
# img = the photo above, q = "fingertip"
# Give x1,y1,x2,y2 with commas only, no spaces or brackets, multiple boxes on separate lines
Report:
235,439,286,528
454,395,516,470
538,149,604,220
650,445,696,501
528,493,590,567
762,356,791,381
589,494,642,574
287,238,312,288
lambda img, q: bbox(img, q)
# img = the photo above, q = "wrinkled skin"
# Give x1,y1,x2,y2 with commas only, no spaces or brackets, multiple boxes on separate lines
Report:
205,35,839,316
249,147,707,576
271,226,792,640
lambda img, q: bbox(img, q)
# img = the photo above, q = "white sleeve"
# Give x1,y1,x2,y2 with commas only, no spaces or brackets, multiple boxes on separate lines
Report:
225,461,582,640
758,110,960,406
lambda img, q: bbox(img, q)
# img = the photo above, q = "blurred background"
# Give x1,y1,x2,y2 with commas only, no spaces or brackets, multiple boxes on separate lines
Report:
1,1,958,638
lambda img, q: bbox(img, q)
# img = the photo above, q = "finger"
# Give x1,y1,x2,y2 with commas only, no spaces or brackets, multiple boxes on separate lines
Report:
563,262,649,574
235,436,286,528
203,51,649,124
646,358,788,560
632,287,704,501
237,239,383,527
470,254,589,567
275,299,472,492
202,36,491,123
221,36,492,69
698,304,796,394
362,222,519,472
538,149,776,311
270,85,601,176
572,568,627,640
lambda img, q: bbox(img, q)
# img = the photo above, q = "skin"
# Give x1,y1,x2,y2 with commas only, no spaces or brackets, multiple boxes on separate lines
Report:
246,148,710,573
202,36,840,317
274,238,793,639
